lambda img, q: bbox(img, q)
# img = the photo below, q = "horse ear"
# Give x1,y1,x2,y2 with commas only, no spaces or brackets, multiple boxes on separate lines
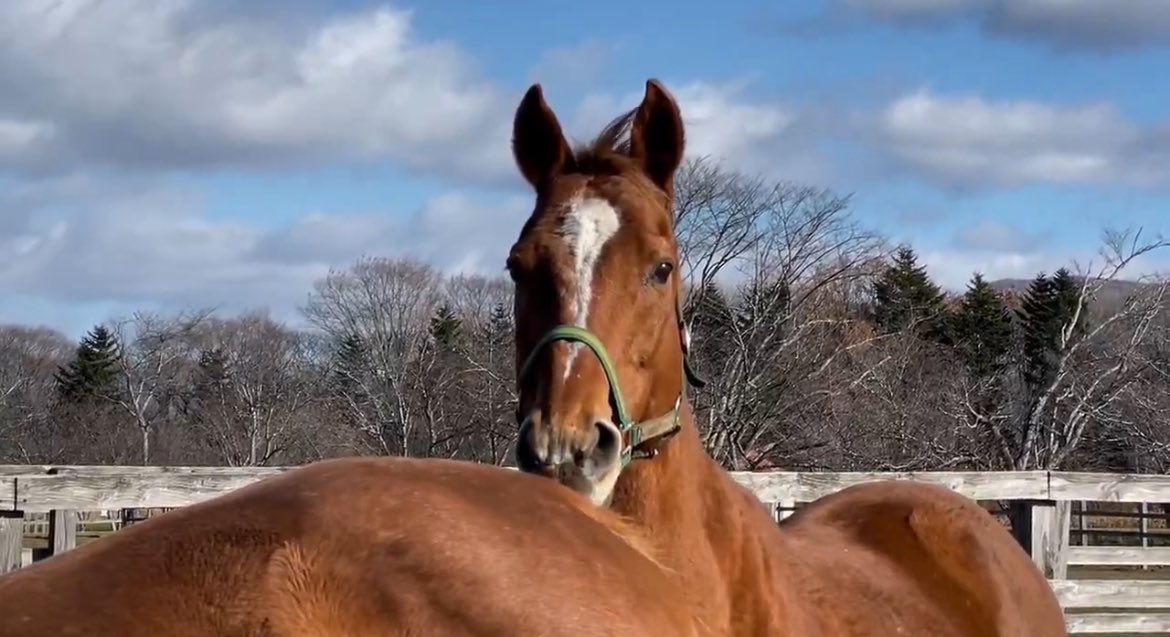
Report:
628,79,685,192
512,84,575,189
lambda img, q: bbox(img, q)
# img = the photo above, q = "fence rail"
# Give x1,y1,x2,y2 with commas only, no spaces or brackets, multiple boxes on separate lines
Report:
2,464,1168,634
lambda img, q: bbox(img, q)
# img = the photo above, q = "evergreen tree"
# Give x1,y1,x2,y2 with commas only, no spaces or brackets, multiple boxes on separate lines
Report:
687,282,736,336
197,347,229,379
1050,267,1088,343
429,303,463,349
871,246,949,343
55,324,121,403
685,282,736,367
1017,272,1057,389
330,333,368,392
326,333,372,433
734,277,790,336
194,347,230,390
952,273,1014,378
187,346,230,419
1017,269,1088,390
485,303,513,349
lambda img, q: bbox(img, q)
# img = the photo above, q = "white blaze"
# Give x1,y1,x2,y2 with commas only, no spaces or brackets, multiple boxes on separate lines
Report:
558,194,620,379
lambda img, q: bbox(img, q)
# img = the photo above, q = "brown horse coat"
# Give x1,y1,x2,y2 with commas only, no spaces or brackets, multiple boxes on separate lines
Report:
0,457,708,637
506,78,1070,637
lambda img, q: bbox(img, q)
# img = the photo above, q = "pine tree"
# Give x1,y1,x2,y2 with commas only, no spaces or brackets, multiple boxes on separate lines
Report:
55,324,121,403
195,347,230,391
330,333,368,392
325,333,372,434
685,282,736,366
429,304,463,349
734,278,790,336
198,347,229,378
871,246,949,343
485,303,513,349
1017,272,1059,389
1050,267,1088,343
187,346,230,420
688,282,735,336
1017,268,1090,390
952,273,1014,378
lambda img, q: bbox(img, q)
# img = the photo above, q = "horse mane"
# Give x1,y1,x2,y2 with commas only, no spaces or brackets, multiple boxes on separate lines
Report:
570,108,638,177
566,107,673,219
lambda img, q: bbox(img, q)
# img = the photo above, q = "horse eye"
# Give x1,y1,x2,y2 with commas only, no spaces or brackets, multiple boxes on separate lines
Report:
649,261,673,285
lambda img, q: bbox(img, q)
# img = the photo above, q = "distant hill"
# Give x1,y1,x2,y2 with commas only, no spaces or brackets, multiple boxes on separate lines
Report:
987,277,1153,313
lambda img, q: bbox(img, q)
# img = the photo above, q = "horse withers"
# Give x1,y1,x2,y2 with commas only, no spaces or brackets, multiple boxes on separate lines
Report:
506,77,1069,636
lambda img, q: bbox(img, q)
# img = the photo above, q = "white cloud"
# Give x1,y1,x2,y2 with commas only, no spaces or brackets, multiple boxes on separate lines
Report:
839,0,1170,51
0,2,839,334
920,248,1052,291
528,38,617,88
951,219,1044,253
0,177,527,327
0,0,514,182
871,89,1169,190
572,79,834,184
0,118,55,157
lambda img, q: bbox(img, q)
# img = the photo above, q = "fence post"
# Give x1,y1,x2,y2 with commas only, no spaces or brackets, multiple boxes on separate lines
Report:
48,509,78,557
0,510,23,574
1029,501,1070,580
1077,501,1087,546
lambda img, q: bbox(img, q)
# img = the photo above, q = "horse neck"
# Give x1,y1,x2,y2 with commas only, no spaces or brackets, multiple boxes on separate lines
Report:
609,403,789,631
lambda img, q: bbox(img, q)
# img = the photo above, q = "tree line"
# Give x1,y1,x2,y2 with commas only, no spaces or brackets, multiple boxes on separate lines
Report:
2,157,1167,472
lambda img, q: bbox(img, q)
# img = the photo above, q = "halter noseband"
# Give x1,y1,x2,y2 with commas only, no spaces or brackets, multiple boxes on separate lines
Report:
515,296,706,468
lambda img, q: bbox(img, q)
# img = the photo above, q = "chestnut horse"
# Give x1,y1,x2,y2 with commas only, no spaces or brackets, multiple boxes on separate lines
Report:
0,461,710,636
507,78,1069,636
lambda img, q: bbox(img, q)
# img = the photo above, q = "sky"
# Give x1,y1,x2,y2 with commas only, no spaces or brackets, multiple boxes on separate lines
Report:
0,0,1167,338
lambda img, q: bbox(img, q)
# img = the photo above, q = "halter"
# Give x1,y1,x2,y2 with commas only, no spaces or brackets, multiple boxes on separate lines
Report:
516,295,706,468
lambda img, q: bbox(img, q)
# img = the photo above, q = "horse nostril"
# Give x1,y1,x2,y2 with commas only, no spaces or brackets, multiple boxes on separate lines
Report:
515,417,546,473
594,421,620,458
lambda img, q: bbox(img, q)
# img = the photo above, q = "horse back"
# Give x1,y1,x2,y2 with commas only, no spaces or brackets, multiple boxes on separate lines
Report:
779,480,1067,637
0,457,703,637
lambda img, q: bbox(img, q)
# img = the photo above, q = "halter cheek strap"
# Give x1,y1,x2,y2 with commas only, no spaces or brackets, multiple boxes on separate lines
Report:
678,295,707,390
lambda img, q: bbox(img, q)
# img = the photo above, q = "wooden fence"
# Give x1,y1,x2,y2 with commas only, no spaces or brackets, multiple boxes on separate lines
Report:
2,465,1168,634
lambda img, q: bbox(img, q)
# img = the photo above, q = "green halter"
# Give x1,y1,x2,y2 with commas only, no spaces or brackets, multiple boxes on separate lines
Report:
516,298,706,468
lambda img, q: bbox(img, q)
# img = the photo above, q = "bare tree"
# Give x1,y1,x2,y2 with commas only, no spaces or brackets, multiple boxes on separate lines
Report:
836,333,979,470
443,273,518,464
985,229,1170,470
1104,307,1170,472
186,313,317,466
677,165,889,470
302,256,445,456
673,156,774,294
109,309,210,463
0,325,73,462
444,273,512,324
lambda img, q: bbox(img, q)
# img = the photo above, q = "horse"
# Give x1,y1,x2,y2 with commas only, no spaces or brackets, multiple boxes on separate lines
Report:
506,78,1069,636
0,459,710,636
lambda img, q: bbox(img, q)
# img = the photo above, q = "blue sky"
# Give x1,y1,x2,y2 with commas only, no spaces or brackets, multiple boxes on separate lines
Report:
0,0,1167,337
